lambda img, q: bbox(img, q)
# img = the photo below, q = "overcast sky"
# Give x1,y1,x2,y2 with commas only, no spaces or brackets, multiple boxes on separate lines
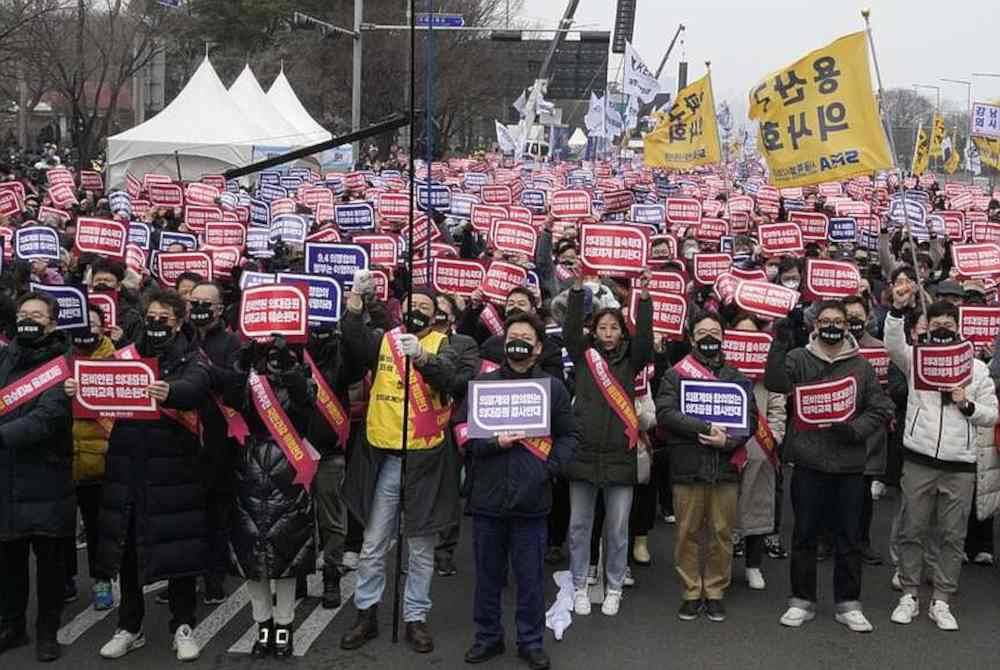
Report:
522,0,1000,120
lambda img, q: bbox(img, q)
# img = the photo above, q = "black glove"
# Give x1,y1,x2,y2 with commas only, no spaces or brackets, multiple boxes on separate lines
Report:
237,341,259,373
281,366,313,406
829,422,859,443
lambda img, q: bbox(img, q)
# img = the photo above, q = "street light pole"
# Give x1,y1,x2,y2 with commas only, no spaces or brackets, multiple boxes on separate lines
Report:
941,78,973,181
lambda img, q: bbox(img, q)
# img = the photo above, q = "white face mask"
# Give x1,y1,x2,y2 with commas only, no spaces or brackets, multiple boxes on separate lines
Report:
765,265,779,281
683,247,698,260
781,277,800,290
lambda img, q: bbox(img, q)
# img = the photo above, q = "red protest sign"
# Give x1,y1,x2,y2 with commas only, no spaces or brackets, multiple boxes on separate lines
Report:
491,220,538,257
299,186,334,211
951,243,1000,277
731,267,769,282
959,306,1000,349
239,284,308,343
601,189,633,213
695,218,728,242
353,234,398,266
148,183,183,208
793,376,857,430
713,272,740,305
431,258,486,297
506,206,533,226
0,189,21,217
729,211,751,234
803,259,861,300
203,246,240,279
692,253,732,285
789,211,829,242
75,217,127,258
157,251,213,285
722,331,773,380
48,182,78,209
125,244,147,274
270,198,297,217
579,223,648,276
481,261,528,305
972,222,1000,244
630,290,686,340
481,185,512,206
88,292,117,329
938,211,965,241
203,221,246,248
73,358,160,420
550,189,593,219
859,347,890,385
665,197,703,226
126,173,142,198
406,215,442,251
305,226,341,244
758,222,804,255
470,204,508,235
377,192,410,219
201,175,226,191
835,201,870,218
913,341,975,391
646,269,686,295
734,280,799,319
183,205,222,233
371,269,390,301
184,182,219,206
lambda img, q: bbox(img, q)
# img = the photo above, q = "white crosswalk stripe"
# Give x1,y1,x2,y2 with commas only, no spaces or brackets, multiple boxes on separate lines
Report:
191,582,249,649
293,571,357,657
57,580,167,645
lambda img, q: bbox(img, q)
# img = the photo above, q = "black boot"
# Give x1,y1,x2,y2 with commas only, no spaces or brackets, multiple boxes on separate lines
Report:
273,625,293,658
251,619,273,658
295,574,307,600
340,605,378,650
35,639,61,663
322,567,341,609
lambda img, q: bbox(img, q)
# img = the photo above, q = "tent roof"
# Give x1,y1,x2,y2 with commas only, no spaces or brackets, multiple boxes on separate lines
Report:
266,70,332,145
568,127,588,148
229,65,305,147
109,57,268,148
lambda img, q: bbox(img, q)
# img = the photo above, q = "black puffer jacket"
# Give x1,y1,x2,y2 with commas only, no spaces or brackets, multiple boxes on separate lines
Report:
0,333,74,540
563,288,653,485
227,366,316,580
97,331,212,584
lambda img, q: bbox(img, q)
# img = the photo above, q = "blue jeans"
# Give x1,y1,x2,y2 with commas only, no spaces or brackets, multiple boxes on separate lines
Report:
352,456,436,622
473,515,546,650
568,482,634,591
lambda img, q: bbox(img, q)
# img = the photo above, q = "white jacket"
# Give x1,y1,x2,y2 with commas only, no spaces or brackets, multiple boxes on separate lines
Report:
884,313,998,464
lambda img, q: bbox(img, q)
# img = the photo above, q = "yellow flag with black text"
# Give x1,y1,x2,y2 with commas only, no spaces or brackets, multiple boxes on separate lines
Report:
943,135,960,174
912,123,929,176
747,31,893,188
644,73,722,170
929,114,946,157
974,136,1000,171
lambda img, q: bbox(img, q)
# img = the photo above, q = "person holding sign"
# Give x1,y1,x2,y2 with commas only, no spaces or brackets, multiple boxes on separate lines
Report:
656,311,758,622
339,287,459,655
455,312,578,670
0,292,73,662
562,271,653,618
884,284,998,631
91,290,212,662
765,299,893,633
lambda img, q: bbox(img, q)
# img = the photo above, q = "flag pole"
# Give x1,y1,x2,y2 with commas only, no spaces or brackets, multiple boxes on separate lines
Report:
392,0,417,644
862,9,927,318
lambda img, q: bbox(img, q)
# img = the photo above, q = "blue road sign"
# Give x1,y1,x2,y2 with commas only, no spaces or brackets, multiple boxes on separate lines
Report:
415,13,465,28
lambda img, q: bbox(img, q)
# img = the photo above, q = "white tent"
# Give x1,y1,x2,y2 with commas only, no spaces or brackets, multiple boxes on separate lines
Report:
229,65,305,148
106,57,270,187
568,127,588,149
267,69,332,145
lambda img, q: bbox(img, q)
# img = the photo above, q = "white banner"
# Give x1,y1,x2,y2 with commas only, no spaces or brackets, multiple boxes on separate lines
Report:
624,42,660,104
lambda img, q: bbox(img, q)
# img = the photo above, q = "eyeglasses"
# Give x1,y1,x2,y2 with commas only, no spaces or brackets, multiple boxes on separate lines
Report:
817,318,847,328
146,311,176,325
16,310,49,321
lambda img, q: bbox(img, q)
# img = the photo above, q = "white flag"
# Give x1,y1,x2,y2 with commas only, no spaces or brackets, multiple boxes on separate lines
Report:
606,100,624,138
495,120,518,154
624,42,660,104
965,139,982,175
536,95,555,115
512,90,527,117
585,93,607,137
625,95,640,130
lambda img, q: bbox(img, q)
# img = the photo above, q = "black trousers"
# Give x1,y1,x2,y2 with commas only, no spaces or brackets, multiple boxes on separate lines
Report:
630,482,657,537
965,484,995,557
547,477,570,548
790,467,865,605
117,512,197,635
66,483,106,580
0,536,65,639
861,474,875,547
745,534,765,569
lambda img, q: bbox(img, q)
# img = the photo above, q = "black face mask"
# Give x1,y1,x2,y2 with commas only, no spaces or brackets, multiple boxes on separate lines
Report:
433,312,450,327
696,335,722,359
72,331,99,351
848,318,866,340
505,307,526,321
92,282,115,292
505,339,533,362
15,319,45,346
144,318,173,350
189,304,215,327
405,310,431,333
929,327,956,345
818,325,846,345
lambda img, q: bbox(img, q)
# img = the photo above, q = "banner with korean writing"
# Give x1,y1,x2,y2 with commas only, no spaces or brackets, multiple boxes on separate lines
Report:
630,289,686,340
467,378,551,438
645,73,722,170
734,280,799,319
30,283,88,330
680,379,752,436
959,306,1000,350
952,243,1000,277
802,259,861,300
431,258,485,297
913,341,974,391
722,331,773,380
858,347,890,386
276,273,342,325
793,376,857,430
579,224,648,277
239,284,308,343
748,31,892,188
73,358,160,420
75,218,127,258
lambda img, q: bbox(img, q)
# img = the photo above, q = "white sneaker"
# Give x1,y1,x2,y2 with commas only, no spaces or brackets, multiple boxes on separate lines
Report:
871,480,886,500
972,552,994,566
601,589,622,616
779,606,815,627
342,551,360,571
573,588,591,615
586,565,598,585
664,513,676,524
891,570,902,591
622,566,635,588
835,610,874,633
172,624,200,662
890,594,919,624
100,630,146,659
746,567,766,590
928,600,959,631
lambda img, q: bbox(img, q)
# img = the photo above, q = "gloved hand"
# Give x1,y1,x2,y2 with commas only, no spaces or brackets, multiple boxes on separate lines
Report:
237,341,259,373
772,318,797,350
829,422,859,444
353,270,375,300
398,333,423,357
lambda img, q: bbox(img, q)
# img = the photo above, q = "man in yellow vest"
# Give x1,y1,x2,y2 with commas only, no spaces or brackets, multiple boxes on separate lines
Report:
339,287,459,655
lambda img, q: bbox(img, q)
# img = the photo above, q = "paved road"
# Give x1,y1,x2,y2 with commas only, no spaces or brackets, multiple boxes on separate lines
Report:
8,484,1000,670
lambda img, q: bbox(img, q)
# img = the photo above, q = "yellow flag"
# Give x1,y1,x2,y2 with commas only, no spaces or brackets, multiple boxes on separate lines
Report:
944,136,960,174
747,31,893,188
911,123,929,176
974,136,1000,170
929,114,946,157
644,73,722,169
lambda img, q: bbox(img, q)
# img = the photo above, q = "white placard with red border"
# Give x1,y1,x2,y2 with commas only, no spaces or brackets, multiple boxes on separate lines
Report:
579,223,648,276
793,376,857,430
75,217,127,258
239,284,308,343
803,259,861,300
734,280,799,319
913,341,975,391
